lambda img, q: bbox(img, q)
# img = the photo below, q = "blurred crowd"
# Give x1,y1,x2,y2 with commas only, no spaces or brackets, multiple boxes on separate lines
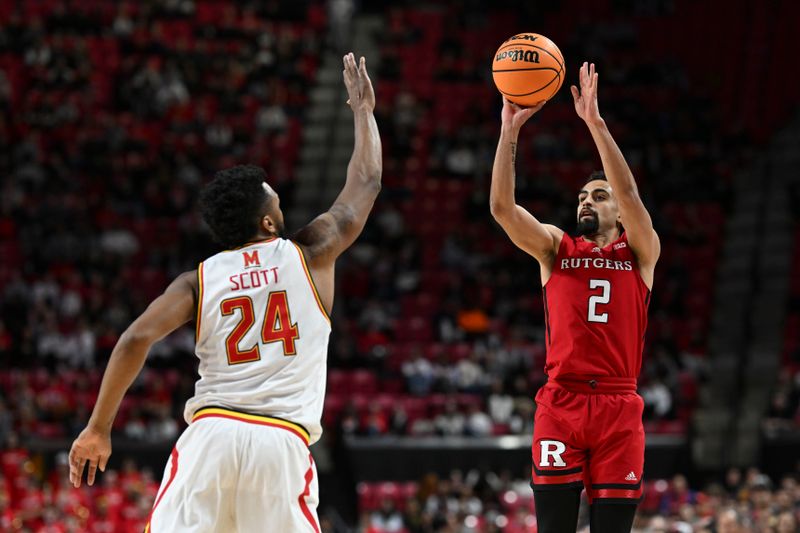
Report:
0,0,798,530
0,0,321,437
3,446,797,533
1,445,159,532
0,0,734,449
354,468,800,533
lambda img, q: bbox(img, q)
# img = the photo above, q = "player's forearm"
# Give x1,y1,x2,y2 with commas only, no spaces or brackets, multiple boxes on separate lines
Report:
585,119,638,196
490,126,520,217
346,109,382,191
87,333,150,434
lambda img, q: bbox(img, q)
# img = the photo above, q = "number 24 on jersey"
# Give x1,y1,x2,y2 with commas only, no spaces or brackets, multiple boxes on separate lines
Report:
219,291,300,365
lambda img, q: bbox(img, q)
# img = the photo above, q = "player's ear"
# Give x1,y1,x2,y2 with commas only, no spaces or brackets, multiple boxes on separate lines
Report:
262,215,277,235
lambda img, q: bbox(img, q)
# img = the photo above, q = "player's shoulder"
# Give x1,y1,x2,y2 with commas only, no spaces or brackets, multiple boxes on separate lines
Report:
166,269,198,298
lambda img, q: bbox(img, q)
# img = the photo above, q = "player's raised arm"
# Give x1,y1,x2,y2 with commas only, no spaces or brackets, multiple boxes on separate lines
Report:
572,62,660,279
490,98,563,270
293,53,381,268
68,271,197,488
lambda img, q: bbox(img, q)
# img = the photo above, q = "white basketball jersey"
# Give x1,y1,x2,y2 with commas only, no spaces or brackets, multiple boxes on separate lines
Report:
184,238,331,444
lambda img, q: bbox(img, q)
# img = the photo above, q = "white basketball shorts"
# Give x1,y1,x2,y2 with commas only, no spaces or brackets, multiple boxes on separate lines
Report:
145,407,319,533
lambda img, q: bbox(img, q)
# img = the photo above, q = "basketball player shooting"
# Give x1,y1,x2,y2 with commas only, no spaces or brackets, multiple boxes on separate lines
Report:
490,62,660,533
68,53,380,532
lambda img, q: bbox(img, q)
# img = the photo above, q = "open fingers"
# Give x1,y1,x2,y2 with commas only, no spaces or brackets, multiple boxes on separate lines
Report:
570,85,580,101
71,456,87,488
586,63,597,93
87,458,99,486
343,53,357,81
343,52,356,72
357,56,368,86
343,53,357,103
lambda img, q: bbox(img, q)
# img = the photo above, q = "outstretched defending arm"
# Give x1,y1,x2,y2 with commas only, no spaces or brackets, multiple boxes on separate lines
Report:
293,53,382,267
572,62,660,284
69,271,197,487
490,98,563,278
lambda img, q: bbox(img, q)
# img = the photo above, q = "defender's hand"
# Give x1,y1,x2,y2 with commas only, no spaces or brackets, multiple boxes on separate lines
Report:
571,62,602,124
501,98,545,133
69,426,111,488
343,53,375,113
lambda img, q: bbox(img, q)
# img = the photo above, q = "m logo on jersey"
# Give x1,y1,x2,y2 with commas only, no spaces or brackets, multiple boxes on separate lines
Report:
539,440,567,467
243,250,261,269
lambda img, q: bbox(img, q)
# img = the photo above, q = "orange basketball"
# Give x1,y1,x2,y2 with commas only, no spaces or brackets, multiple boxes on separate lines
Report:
492,33,565,107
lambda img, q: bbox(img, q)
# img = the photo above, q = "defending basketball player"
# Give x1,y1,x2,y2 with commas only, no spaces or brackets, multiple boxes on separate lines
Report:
490,62,660,533
68,53,380,532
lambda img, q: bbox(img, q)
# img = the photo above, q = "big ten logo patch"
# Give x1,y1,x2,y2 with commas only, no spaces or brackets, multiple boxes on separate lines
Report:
539,440,567,467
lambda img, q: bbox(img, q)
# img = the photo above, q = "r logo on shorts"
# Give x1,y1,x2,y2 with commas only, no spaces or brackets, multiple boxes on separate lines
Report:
539,440,567,467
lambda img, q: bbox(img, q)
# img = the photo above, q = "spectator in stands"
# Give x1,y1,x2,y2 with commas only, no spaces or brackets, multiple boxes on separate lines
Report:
388,405,409,435
715,507,745,533
487,378,514,426
434,397,465,436
402,348,436,396
362,403,389,437
464,403,493,437
641,376,673,420
368,497,404,533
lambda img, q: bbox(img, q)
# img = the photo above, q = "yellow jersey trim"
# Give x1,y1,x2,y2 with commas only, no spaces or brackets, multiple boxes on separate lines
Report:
192,407,310,446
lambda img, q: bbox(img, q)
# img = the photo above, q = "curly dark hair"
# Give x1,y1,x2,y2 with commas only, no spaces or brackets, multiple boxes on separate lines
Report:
199,165,271,249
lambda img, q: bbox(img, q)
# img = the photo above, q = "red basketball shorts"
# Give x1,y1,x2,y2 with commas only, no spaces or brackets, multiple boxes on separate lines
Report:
531,379,644,503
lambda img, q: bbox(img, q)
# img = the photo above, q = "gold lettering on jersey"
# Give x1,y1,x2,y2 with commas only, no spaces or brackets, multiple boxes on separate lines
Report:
560,258,633,271
243,250,261,269
229,267,279,290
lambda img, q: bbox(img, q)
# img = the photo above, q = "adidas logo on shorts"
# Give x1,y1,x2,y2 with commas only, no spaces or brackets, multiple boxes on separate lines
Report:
625,471,637,482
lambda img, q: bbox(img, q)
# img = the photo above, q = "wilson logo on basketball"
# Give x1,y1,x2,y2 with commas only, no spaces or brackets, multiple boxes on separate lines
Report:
243,250,261,268
495,49,540,64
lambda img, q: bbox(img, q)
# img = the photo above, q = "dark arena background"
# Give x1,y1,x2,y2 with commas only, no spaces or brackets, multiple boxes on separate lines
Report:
1,0,799,531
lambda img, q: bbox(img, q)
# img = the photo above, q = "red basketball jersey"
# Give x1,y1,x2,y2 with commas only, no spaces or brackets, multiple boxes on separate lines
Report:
542,232,650,380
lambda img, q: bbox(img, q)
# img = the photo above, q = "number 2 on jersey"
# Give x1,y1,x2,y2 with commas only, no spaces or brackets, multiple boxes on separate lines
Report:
587,279,611,323
220,292,299,364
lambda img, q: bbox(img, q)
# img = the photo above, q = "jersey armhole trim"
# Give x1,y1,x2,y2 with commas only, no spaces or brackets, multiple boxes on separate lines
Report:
542,231,569,289
195,262,205,341
291,241,332,325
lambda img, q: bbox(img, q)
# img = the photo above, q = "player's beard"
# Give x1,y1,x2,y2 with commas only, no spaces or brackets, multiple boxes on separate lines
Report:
576,213,599,236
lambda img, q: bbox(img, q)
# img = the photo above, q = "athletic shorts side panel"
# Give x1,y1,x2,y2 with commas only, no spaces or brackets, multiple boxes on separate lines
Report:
586,393,645,503
531,384,588,490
